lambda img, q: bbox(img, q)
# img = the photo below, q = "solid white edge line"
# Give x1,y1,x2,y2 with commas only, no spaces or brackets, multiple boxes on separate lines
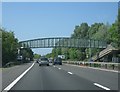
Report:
68,72,73,75
3,63,35,91
58,68,61,69
94,83,110,90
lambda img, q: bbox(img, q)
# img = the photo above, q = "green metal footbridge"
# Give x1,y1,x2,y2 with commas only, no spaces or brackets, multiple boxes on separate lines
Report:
19,37,107,49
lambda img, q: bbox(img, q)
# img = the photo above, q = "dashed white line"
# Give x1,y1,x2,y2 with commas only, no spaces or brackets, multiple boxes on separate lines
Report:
3,63,35,91
94,83,110,90
68,72,73,75
53,66,55,67
58,68,61,70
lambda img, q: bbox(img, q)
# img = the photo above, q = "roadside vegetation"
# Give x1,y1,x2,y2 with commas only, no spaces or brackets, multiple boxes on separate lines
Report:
46,8,120,61
34,53,41,59
1,8,120,66
1,28,34,67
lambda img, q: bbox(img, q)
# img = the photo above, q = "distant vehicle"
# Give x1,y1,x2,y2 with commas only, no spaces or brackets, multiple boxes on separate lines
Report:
39,57,49,66
48,58,53,63
17,56,23,61
36,59,39,63
58,55,65,59
53,57,62,65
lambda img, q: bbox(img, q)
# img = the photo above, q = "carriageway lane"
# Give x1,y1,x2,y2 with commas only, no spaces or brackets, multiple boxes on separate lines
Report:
2,62,33,90
55,64,119,90
10,63,103,90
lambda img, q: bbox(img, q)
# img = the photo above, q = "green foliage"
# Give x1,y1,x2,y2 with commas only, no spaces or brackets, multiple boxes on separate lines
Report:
92,24,110,40
45,53,52,58
71,23,89,38
51,48,56,58
2,28,18,66
51,10,120,61
106,8,120,48
69,48,77,60
88,23,103,38
1,7,119,64
34,53,41,59
0,29,2,38
20,48,34,61
2,28,34,66
61,48,69,60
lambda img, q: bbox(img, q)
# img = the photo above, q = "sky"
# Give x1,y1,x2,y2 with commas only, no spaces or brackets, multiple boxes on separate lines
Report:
2,2,118,55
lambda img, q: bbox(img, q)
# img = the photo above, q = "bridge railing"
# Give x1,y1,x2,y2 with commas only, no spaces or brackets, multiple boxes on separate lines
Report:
19,38,107,48
63,61,120,71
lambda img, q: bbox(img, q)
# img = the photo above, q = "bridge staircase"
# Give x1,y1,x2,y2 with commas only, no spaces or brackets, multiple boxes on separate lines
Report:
92,45,118,61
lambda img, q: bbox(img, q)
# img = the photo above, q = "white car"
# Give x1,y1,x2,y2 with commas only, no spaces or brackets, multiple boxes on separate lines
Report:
39,57,49,66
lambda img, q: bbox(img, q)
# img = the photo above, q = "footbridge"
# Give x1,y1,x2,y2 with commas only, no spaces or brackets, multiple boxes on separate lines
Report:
19,37,107,49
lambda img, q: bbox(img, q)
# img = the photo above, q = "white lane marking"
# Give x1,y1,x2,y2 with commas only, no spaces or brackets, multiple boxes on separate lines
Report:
58,68,61,70
3,63,35,91
94,83,110,90
68,72,73,75
53,66,55,67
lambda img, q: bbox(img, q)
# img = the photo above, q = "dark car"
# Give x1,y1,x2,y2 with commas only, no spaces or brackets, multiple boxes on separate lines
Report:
53,57,62,65
36,59,39,63
39,57,49,66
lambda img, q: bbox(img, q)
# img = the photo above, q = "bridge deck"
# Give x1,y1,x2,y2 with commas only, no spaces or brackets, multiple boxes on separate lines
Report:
19,37,107,48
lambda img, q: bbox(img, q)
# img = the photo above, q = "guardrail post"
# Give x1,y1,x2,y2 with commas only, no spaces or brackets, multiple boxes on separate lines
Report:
112,64,115,70
105,64,107,69
90,63,91,67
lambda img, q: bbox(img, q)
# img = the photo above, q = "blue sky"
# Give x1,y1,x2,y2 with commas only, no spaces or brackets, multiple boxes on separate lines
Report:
2,2,118,55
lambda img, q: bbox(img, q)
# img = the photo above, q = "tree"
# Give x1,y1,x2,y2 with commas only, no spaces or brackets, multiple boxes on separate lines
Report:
69,48,77,60
34,53,41,59
117,8,120,48
106,7,120,49
70,23,90,61
2,28,18,66
20,48,34,62
88,23,103,39
51,48,56,58
51,10,120,61
0,29,1,38
61,48,69,60
45,53,52,58
92,24,110,41
71,23,89,38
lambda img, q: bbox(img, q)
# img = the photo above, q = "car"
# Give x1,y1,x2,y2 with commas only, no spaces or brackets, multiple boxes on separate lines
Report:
39,57,49,66
53,57,62,65
36,59,39,63
17,55,23,61
48,58,53,63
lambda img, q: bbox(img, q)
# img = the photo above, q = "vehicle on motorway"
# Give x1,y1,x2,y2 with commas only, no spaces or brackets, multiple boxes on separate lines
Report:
36,59,39,63
53,57,62,65
17,55,23,61
48,58,53,63
39,57,49,66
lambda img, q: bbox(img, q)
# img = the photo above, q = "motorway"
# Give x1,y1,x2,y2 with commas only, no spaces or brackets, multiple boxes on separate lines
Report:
2,62,119,91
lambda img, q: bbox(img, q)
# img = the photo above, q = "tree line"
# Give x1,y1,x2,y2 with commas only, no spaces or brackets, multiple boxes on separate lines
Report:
1,8,119,65
46,8,120,61
1,28,34,66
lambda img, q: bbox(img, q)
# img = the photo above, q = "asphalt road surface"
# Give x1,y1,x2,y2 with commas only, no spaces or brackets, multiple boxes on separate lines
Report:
2,62,119,91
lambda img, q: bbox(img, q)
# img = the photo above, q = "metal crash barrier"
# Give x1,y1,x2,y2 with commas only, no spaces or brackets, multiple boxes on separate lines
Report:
63,61,120,71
